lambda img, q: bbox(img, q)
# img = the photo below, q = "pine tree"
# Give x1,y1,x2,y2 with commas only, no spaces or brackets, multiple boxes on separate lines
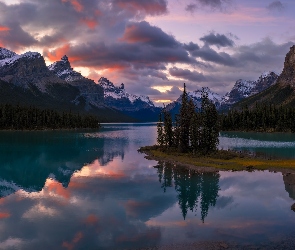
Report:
157,112,165,146
163,106,174,147
178,83,190,153
200,88,219,154
188,99,200,153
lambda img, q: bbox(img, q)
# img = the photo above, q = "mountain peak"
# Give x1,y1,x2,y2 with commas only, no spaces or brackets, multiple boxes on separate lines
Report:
48,56,82,82
277,45,295,87
0,47,16,60
99,77,154,108
98,77,115,88
61,55,69,62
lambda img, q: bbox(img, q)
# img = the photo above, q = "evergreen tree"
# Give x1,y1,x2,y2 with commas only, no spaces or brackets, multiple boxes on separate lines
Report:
163,106,174,147
157,112,165,146
178,83,190,153
188,99,200,153
200,88,219,154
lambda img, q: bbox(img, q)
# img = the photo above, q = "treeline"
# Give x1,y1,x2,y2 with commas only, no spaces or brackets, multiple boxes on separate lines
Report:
0,104,100,130
157,85,219,154
220,104,295,132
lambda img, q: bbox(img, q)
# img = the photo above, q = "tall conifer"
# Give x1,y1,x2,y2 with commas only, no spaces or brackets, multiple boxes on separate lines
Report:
157,112,164,146
178,83,190,152
200,88,219,154
163,106,174,147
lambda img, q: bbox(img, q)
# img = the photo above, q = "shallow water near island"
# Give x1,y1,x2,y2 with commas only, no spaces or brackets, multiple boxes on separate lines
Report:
0,125,295,249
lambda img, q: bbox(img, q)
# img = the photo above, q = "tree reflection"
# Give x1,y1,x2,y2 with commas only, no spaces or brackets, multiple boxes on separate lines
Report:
157,162,220,222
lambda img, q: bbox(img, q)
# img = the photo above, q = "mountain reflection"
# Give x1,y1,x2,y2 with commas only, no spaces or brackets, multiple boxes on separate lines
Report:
156,162,220,222
0,130,127,198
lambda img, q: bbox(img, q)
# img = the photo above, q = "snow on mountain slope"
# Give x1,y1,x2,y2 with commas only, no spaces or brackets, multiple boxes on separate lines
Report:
224,72,278,105
0,47,16,60
173,87,223,108
48,55,83,82
0,51,41,68
98,77,154,107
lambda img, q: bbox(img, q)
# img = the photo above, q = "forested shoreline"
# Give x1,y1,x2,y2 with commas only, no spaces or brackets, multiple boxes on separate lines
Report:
220,104,295,133
0,104,100,130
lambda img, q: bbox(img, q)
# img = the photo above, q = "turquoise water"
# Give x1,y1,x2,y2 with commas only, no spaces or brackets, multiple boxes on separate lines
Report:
0,125,294,249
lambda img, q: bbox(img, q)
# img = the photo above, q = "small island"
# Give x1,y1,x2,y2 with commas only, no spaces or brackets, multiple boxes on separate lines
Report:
139,84,295,173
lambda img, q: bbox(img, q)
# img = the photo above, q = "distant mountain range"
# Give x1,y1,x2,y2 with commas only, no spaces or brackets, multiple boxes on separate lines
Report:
234,45,295,109
166,71,278,115
0,45,293,122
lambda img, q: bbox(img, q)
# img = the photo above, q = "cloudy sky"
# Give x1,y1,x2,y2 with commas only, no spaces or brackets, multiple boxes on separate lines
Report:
0,0,294,104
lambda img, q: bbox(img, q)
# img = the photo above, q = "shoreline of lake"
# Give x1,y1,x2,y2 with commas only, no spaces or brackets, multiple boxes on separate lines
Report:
139,145,295,173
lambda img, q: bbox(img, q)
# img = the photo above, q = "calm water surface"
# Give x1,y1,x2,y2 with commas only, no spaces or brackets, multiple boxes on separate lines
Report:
0,125,295,249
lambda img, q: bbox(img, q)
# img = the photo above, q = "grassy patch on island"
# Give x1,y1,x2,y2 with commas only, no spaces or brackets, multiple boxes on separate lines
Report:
139,145,295,172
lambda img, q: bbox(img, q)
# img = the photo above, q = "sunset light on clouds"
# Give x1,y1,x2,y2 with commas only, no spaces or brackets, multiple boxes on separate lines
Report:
0,0,294,102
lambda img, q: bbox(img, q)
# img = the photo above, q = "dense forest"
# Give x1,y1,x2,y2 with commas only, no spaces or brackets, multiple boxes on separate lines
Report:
220,104,295,133
0,104,100,130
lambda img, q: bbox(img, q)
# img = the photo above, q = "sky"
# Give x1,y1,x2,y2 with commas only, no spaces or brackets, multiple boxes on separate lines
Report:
0,0,294,104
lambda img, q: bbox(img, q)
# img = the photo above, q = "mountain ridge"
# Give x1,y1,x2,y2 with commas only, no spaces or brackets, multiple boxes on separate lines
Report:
0,45,290,122
234,45,295,109
0,47,135,122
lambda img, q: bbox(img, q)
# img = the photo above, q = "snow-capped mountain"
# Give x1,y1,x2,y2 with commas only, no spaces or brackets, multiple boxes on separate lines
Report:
166,72,278,113
0,48,66,92
48,55,84,82
0,47,16,60
48,55,104,109
166,87,223,115
98,77,160,121
223,71,278,105
48,57,158,120
185,87,223,109
98,77,154,109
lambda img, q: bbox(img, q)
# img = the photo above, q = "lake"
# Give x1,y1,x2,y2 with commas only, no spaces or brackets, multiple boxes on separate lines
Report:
0,124,295,249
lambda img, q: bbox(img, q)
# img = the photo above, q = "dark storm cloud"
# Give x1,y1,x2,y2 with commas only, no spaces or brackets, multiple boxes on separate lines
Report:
191,44,235,66
232,38,292,69
183,42,200,52
46,41,193,70
0,0,293,100
0,22,38,50
185,0,232,12
120,21,179,48
200,32,235,48
169,67,206,82
267,1,284,12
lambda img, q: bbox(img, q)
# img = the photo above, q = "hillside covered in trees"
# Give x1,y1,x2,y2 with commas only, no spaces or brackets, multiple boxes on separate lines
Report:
0,104,100,130
220,104,295,133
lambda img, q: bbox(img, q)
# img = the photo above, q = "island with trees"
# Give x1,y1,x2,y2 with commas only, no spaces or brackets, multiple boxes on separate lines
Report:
139,84,295,172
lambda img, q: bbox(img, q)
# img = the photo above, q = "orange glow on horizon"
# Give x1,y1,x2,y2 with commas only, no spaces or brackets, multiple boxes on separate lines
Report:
154,99,172,103
45,44,83,63
45,44,70,62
